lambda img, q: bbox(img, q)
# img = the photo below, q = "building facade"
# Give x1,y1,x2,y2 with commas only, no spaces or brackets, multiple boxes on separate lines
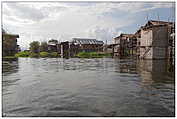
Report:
113,34,137,58
48,39,59,52
72,38,104,52
58,41,81,58
2,30,19,56
137,20,174,59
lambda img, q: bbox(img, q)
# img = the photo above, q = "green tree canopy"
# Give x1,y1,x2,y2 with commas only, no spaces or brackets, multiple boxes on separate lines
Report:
40,42,48,52
29,41,40,53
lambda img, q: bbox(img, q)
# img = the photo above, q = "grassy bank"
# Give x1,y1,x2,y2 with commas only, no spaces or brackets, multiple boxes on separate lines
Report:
14,51,60,58
76,52,112,58
15,51,30,57
3,56,17,59
4,52,111,59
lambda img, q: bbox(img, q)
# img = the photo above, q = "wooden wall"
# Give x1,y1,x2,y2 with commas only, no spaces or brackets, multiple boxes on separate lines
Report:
139,26,169,59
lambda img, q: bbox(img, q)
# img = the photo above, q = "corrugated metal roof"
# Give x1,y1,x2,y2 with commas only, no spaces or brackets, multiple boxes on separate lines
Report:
114,33,136,39
135,20,174,34
144,20,174,29
148,20,173,26
72,38,104,45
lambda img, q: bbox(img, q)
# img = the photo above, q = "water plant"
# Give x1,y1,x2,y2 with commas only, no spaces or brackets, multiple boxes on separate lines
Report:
40,52,49,58
15,51,30,57
29,53,39,58
76,52,112,58
50,52,60,58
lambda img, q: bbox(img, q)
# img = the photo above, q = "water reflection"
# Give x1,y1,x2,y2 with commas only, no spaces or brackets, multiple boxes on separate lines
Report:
2,58,19,75
2,58,20,101
2,58,175,117
136,60,175,116
137,60,174,84
113,59,174,84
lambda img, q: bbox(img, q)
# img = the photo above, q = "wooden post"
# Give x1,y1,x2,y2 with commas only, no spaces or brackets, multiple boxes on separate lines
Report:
61,44,63,58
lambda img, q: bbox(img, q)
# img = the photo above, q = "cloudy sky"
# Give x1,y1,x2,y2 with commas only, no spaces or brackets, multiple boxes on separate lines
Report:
2,2,175,50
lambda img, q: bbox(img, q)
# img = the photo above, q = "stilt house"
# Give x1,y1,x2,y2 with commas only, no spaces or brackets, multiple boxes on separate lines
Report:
113,34,137,57
137,20,174,59
2,29,19,56
72,38,104,52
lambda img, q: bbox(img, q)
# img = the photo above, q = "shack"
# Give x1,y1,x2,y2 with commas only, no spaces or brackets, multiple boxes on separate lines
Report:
103,44,115,54
57,41,79,58
113,34,137,58
137,20,174,59
2,29,19,56
60,41,69,58
48,39,59,52
72,38,104,52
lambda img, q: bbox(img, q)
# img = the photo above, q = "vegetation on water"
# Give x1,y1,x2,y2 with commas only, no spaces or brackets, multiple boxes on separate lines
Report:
12,40,60,58
39,52,60,58
4,39,109,59
8,51,109,58
39,52,49,58
29,53,39,58
14,51,60,58
15,51,30,57
76,52,112,58
50,52,60,58
3,56,17,59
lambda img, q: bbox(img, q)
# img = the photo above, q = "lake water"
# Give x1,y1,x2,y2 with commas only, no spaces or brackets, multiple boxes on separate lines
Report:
2,58,175,117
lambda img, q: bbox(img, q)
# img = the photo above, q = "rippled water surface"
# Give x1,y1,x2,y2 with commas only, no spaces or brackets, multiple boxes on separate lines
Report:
2,58,175,117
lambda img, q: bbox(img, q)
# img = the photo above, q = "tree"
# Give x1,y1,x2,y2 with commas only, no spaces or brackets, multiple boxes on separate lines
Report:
40,42,48,52
29,41,40,53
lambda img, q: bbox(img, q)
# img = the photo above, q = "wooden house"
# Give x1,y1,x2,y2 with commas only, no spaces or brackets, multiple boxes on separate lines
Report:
72,38,104,52
47,38,104,57
137,20,174,59
48,39,59,52
113,34,137,57
103,44,115,55
2,29,19,56
60,41,69,58
57,41,80,58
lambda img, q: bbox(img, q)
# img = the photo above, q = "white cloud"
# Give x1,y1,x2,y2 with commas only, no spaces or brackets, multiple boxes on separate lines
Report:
2,2,69,24
2,2,175,49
